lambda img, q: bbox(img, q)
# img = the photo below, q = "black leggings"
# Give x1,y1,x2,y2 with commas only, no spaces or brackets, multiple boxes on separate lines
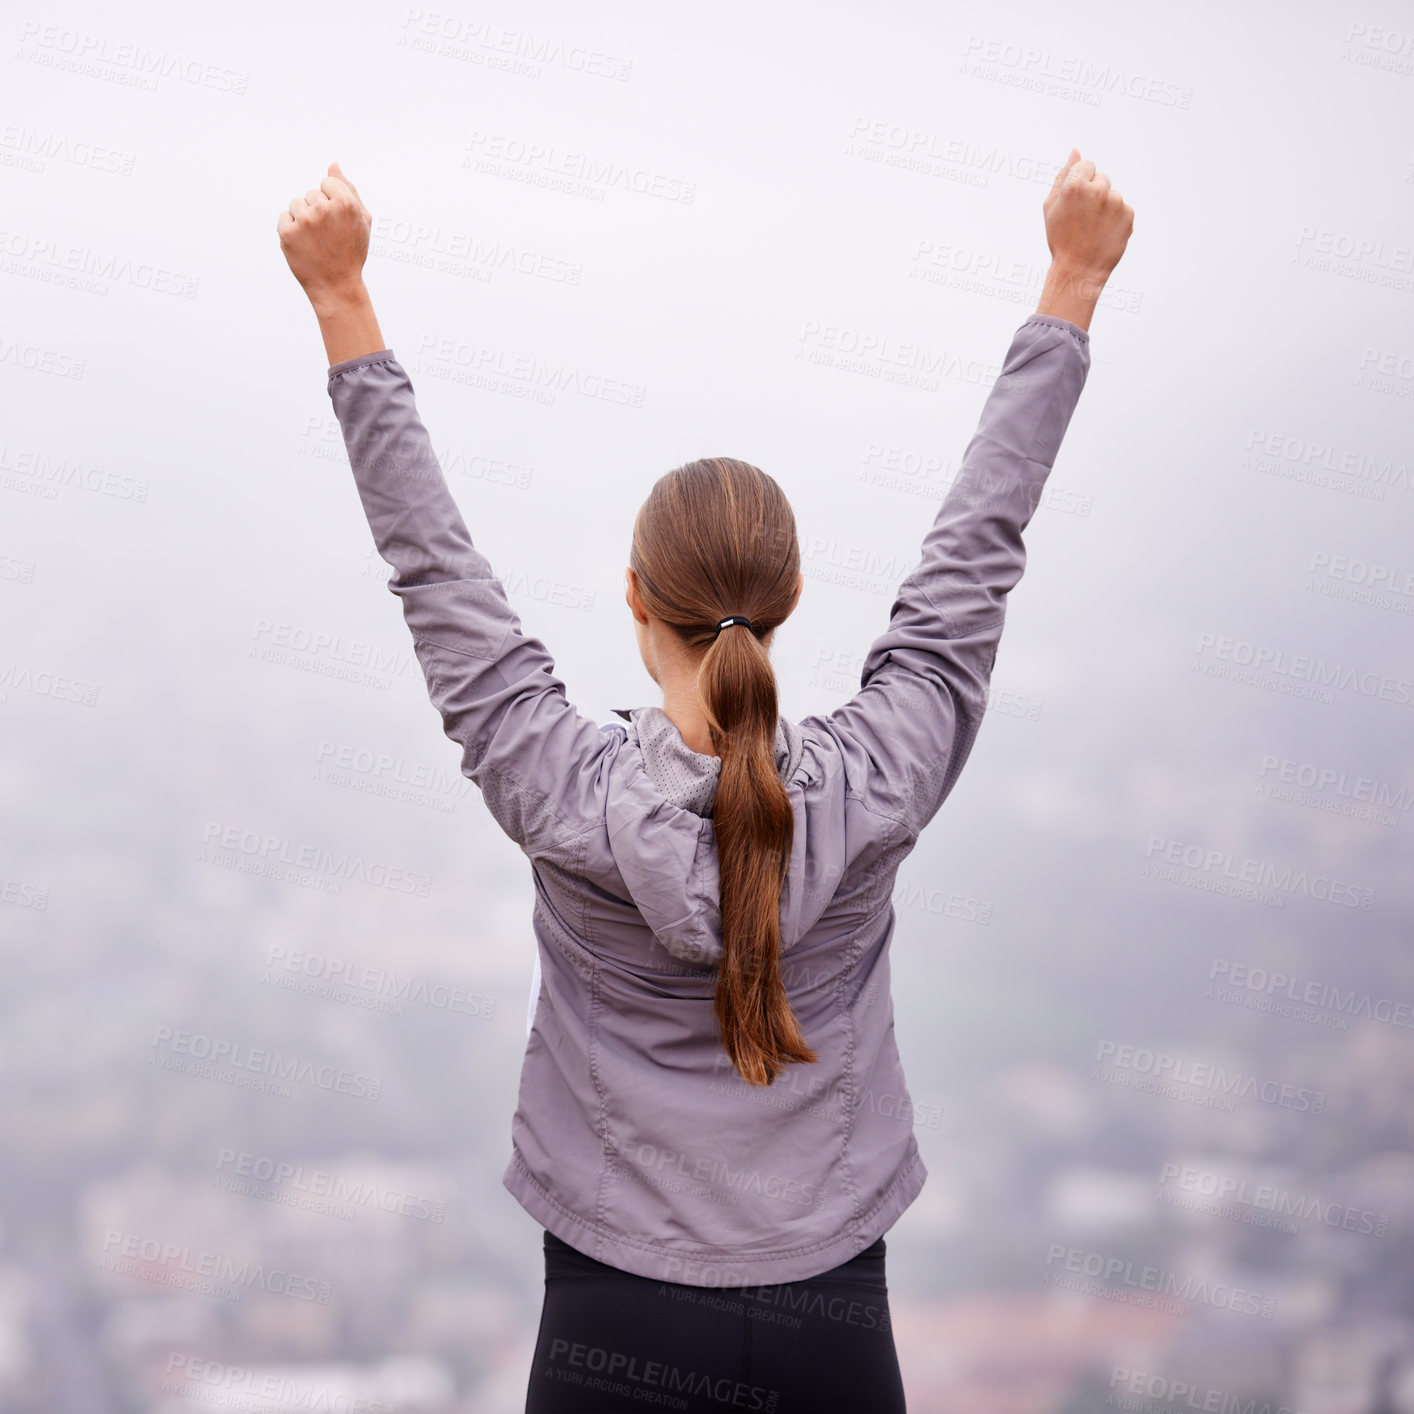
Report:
524,1230,907,1413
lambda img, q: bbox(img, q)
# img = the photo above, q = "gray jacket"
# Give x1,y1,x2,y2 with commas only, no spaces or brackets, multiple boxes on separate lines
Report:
326,311,1091,1287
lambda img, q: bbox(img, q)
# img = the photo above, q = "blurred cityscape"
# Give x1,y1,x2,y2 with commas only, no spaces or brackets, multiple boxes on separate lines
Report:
4,909,1414,1413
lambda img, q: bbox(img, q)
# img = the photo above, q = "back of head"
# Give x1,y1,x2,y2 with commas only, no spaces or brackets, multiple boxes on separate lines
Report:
629,456,817,1087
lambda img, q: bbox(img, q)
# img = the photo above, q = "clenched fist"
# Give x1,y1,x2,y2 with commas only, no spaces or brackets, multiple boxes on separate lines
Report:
277,161,373,303
1043,148,1134,281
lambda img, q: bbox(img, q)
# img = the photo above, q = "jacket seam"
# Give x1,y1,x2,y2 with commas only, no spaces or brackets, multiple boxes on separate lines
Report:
327,353,399,383
1020,314,1090,348
407,616,512,665
1018,337,1073,466
531,886,601,992
561,832,593,941
589,958,613,1263
444,695,605,847
836,932,863,1224
510,1144,924,1264
847,776,929,840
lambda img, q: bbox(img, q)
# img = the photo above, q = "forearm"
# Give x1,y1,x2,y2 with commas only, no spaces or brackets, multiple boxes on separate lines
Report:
327,349,481,584
826,315,1091,835
311,281,387,366
913,315,1091,627
1034,260,1106,333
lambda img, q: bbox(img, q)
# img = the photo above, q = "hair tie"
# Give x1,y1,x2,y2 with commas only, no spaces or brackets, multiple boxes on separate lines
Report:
715,615,754,638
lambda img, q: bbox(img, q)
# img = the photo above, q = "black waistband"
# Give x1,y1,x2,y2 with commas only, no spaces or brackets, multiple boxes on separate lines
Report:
542,1230,888,1292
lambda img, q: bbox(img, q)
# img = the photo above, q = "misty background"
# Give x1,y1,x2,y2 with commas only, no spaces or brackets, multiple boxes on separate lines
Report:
3,1,1413,1410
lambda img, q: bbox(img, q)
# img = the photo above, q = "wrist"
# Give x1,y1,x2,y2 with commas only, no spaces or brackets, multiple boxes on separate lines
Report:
308,278,372,319
1045,260,1109,298
1035,261,1107,332
308,279,386,367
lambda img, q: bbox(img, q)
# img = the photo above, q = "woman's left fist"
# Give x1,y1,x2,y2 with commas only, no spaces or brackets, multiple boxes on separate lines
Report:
277,161,372,301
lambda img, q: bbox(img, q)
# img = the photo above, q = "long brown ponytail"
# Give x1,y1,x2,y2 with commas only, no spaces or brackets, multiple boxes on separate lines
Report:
629,457,817,1087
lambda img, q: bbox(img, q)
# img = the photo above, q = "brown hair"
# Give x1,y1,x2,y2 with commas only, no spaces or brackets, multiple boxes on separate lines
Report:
629,456,817,1087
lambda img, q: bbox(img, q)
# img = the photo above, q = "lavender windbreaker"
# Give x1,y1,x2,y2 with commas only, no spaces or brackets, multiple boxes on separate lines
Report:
325,311,1091,1287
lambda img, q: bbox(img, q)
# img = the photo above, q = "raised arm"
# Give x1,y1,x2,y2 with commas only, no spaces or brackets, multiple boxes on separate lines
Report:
277,163,616,862
806,150,1134,839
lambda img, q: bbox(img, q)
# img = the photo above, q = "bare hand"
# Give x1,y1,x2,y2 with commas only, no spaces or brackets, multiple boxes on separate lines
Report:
277,161,372,303
1043,149,1134,281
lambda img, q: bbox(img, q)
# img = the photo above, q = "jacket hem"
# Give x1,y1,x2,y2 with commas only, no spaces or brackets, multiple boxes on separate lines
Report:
326,348,398,381
1022,312,1090,345
501,1143,928,1287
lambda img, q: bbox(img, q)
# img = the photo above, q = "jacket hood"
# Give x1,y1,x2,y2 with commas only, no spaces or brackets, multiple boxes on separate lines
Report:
602,705,814,968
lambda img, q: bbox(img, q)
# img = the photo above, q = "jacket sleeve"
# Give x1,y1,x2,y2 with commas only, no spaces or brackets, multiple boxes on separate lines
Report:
325,348,615,861
804,313,1091,840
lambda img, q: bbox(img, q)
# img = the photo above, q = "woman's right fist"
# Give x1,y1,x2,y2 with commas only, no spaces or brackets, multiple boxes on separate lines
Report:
278,160,373,304
1042,149,1134,282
